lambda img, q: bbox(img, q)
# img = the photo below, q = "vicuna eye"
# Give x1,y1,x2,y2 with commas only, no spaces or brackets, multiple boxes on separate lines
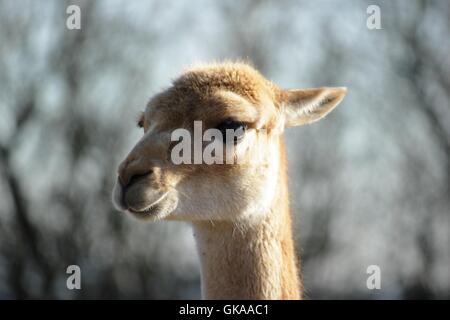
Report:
215,119,247,144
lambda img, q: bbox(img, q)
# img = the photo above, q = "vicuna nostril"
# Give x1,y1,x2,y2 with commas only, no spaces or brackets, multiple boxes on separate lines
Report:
127,170,153,187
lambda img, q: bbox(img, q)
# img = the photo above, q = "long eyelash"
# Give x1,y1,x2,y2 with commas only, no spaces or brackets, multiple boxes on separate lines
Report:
136,111,144,128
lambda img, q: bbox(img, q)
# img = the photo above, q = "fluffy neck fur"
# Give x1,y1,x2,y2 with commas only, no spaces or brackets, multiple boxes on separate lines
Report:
192,139,301,299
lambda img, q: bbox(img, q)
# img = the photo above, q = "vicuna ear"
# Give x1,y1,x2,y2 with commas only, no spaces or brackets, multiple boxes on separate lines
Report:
282,87,347,127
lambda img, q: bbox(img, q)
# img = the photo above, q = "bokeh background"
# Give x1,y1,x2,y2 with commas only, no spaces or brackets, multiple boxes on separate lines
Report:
0,0,449,299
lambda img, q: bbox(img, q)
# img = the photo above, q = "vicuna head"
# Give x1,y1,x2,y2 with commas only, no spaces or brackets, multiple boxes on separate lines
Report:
112,62,346,223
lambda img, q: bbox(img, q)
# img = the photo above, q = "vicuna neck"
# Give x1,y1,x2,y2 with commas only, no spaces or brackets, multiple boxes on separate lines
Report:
192,139,301,299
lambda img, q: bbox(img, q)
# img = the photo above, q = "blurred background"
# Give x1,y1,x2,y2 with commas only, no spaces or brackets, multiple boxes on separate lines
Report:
0,0,449,299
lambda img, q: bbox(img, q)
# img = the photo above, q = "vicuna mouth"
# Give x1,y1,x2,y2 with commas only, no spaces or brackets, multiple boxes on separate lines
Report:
128,203,160,216
125,191,169,218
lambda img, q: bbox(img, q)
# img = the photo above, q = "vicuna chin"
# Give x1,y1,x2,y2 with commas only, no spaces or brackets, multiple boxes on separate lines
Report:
112,62,347,299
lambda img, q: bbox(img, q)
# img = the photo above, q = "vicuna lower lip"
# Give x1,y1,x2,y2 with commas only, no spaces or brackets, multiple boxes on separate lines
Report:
126,191,169,215
128,204,158,215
